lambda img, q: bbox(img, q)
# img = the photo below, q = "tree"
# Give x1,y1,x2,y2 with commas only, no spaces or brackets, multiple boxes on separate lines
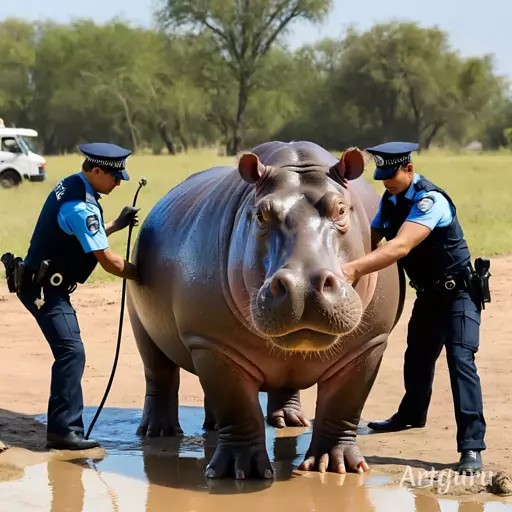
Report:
504,128,512,149
0,20,36,128
327,22,505,149
157,0,331,154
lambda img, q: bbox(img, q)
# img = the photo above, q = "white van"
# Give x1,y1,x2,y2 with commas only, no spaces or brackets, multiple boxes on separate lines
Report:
0,127,47,188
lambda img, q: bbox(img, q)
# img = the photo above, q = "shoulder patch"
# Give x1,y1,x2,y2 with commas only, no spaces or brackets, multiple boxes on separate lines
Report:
86,214,100,235
54,181,66,201
416,195,435,213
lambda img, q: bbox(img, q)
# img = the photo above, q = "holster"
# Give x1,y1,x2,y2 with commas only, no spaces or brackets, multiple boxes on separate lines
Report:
462,259,491,310
1,253,26,294
1,253,52,296
14,259,25,294
1,252,16,293
474,258,491,308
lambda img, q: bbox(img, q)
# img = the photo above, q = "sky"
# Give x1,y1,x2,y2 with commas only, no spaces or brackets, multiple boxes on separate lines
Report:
1,0,511,78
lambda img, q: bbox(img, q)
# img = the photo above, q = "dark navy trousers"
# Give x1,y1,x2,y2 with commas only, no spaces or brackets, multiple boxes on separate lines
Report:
397,290,486,452
19,285,85,436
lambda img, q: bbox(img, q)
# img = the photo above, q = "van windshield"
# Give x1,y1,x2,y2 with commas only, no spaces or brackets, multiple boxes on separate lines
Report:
17,136,34,153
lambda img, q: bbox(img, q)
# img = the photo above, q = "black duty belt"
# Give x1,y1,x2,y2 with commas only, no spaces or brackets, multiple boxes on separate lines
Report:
44,272,78,294
27,261,77,294
408,260,491,309
409,274,468,293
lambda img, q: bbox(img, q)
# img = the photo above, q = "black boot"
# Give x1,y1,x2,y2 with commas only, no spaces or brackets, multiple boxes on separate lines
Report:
47,431,100,450
457,450,482,474
367,413,426,432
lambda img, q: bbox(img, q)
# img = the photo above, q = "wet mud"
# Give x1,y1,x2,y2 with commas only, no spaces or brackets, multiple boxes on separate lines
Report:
1,401,511,511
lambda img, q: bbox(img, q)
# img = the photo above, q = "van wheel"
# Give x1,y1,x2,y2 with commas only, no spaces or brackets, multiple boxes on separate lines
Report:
0,170,21,189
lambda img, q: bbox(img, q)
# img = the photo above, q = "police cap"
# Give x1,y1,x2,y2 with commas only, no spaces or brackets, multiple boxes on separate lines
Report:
365,141,419,180
79,142,131,181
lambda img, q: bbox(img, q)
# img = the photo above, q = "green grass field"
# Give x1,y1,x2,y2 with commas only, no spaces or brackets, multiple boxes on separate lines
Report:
1,149,511,282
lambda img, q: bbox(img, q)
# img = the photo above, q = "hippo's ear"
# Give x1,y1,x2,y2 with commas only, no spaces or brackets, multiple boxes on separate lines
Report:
238,152,267,184
331,147,365,183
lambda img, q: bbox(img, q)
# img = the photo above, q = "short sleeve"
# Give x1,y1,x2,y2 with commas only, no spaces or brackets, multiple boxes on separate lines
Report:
57,201,109,253
406,191,453,230
371,198,385,230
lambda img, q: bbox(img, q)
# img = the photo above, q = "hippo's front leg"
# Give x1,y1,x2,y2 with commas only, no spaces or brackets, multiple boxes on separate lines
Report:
300,336,387,474
190,344,273,480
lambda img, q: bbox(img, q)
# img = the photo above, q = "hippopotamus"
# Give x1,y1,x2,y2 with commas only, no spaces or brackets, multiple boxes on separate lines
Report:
127,140,404,480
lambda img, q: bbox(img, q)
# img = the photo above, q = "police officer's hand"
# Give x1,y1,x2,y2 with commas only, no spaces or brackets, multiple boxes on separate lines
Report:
341,262,359,286
115,206,140,231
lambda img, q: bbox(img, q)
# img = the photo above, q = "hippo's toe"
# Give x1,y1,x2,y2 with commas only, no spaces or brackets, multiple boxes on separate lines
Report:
205,442,273,480
267,407,311,429
266,389,311,429
299,439,368,474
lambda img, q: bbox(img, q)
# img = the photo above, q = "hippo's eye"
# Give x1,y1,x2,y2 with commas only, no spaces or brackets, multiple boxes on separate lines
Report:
332,200,349,233
333,201,347,220
253,208,268,228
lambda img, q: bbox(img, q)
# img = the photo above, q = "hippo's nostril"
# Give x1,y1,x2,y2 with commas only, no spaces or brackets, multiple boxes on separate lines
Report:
270,277,287,298
314,270,341,295
323,274,337,292
270,272,293,298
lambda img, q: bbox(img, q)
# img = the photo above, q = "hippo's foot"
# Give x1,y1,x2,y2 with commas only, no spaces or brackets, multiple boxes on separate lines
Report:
137,395,183,437
299,437,368,474
267,405,310,429
266,389,311,428
205,441,273,480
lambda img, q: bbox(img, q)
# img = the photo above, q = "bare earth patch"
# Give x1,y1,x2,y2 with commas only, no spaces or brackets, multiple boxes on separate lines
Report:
1,256,512,498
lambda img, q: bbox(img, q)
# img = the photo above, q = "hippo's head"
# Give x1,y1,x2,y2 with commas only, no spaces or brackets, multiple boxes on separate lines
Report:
228,142,374,352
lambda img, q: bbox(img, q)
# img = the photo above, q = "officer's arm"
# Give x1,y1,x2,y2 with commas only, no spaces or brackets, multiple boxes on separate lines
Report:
342,222,431,284
93,248,139,281
343,192,449,284
105,222,117,237
105,207,140,236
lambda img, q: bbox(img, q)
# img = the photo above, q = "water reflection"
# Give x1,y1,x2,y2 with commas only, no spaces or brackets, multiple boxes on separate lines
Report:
0,405,509,511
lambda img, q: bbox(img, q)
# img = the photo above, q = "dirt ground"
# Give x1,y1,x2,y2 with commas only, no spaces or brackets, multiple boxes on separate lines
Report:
1,256,512,498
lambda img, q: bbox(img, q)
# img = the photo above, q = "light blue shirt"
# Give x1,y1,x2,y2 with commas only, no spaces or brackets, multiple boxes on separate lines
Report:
371,173,453,232
57,173,109,253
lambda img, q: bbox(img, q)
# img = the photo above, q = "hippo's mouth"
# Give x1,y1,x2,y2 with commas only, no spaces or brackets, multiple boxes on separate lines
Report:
269,329,341,352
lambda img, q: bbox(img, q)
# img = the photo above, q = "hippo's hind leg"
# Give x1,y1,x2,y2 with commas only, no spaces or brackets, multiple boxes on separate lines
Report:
266,389,311,428
130,312,183,437
203,395,218,431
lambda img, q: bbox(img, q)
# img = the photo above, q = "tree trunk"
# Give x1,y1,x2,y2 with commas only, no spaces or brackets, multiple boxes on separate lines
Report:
158,121,176,155
118,94,138,152
43,134,57,155
176,123,188,153
230,74,250,155
424,122,445,149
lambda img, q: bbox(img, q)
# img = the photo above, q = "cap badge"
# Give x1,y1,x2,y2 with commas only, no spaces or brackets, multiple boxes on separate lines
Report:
374,155,385,167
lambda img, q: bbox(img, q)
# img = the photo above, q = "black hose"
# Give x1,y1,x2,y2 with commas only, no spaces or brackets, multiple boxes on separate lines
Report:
85,177,147,440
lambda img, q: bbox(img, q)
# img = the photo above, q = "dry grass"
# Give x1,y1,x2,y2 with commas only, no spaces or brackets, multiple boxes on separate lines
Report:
1,148,510,282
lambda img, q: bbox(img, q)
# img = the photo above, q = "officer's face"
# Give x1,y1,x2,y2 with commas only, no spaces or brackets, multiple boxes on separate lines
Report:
382,165,414,195
91,168,121,194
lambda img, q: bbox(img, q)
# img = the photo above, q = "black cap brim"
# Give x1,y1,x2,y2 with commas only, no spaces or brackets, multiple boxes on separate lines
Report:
108,169,130,181
373,166,399,180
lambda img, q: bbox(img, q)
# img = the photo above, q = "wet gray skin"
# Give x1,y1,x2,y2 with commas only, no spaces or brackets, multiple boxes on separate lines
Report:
127,141,404,480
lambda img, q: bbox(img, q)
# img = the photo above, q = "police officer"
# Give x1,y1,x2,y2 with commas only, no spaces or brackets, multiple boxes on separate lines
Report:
18,142,140,450
341,142,486,474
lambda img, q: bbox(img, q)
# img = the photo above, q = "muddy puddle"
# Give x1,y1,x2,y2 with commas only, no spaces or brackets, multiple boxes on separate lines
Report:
1,396,511,511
